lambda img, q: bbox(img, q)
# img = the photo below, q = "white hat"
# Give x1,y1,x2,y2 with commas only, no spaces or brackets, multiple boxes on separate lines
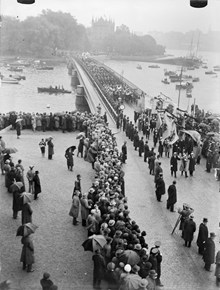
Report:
124,264,131,273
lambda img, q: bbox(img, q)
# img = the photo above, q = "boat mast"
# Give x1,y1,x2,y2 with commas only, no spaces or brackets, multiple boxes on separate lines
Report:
195,32,200,59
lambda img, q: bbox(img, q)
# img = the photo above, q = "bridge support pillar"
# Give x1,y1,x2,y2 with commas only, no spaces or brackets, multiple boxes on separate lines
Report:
75,85,88,107
71,70,80,87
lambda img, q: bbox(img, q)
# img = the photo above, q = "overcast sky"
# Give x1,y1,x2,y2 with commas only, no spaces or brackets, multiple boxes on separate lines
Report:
1,0,220,33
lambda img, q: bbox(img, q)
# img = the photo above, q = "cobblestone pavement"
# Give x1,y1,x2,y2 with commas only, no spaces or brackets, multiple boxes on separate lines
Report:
0,116,220,290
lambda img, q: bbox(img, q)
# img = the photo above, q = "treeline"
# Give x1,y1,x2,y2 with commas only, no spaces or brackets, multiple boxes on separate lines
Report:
1,10,165,57
1,10,90,57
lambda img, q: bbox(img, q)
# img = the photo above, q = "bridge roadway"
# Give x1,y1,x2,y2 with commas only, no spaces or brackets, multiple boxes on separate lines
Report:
73,59,117,125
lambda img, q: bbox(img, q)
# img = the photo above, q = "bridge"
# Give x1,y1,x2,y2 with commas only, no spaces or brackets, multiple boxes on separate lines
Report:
71,57,119,124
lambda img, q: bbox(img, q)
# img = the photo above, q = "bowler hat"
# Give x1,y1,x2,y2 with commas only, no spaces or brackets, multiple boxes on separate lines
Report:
210,232,216,238
203,218,208,223
43,272,50,279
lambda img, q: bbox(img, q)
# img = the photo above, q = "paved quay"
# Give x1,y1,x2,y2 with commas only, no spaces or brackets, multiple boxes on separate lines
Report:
0,115,219,290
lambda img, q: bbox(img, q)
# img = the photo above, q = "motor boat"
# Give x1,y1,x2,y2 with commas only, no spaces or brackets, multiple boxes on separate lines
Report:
1,77,20,84
37,86,71,94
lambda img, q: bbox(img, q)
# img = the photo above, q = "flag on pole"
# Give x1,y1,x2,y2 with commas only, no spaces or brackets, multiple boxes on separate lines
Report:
156,112,162,129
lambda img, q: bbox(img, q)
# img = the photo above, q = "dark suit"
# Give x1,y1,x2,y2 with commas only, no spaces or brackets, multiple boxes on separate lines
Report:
167,184,177,212
203,237,215,271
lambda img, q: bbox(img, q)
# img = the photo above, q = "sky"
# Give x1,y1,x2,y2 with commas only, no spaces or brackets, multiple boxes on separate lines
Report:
1,0,220,33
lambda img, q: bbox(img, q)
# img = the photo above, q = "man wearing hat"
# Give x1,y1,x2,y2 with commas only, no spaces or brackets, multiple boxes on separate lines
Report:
146,269,157,290
155,173,165,202
196,218,209,255
166,181,177,212
203,232,216,271
183,215,196,248
150,241,163,287
92,249,106,289
40,272,54,290
170,152,179,178
26,166,34,193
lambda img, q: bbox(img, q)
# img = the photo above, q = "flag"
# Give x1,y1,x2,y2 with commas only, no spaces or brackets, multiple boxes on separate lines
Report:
156,112,162,129
181,130,201,144
168,124,179,145
162,112,174,140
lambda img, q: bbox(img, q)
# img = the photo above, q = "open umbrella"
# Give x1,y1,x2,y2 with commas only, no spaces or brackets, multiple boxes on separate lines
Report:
21,192,33,204
82,234,107,252
122,274,142,290
76,132,85,139
16,223,38,237
3,147,18,154
118,250,140,266
0,125,12,133
65,145,76,154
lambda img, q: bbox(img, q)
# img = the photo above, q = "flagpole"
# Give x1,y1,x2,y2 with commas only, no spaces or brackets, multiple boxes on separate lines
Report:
177,67,183,108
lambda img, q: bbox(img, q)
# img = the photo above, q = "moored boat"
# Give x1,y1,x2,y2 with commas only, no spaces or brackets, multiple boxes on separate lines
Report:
161,78,170,84
192,77,200,82
9,74,26,80
136,64,142,70
1,77,20,84
37,86,71,94
148,64,160,68
205,70,217,75
176,82,193,90
36,66,54,70
8,66,23,72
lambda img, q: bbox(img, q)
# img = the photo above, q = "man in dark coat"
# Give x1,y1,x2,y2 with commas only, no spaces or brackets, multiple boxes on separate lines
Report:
150,241,163,287
188,152,196,176
92,249,106,289
47,137,54,160
203,232,216,271
183,215,196,247
11,181,24,219
65,148,74,171
33,171,41,200
144,141,150,162
170,152,178,178
138,136,144,157
166,181,177,212
133,131,139,151
196,218,209,255
155,173,165,202
121,141,127,164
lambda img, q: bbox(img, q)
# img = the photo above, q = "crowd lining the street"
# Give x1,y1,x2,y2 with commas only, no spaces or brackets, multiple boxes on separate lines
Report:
1,108,220,290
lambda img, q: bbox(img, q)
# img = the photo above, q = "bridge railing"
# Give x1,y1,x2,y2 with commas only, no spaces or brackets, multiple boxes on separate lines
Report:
74,57,118,123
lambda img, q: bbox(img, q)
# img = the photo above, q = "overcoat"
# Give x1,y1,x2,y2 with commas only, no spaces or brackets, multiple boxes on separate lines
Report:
22,203,33,224
65,151,74,167
203,238,215,265
33,174,41,194
188,156,196,172
47,140,54,156
155,178,165,196
183,219,196,242
215,251,220,278
20,235,35,265
167,184,177,206
69,195,80,218
196,223,208,247
170,156,178,172
80,197,90,220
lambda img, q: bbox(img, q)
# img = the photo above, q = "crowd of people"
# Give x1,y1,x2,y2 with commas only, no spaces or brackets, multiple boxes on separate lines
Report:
1,105,220,289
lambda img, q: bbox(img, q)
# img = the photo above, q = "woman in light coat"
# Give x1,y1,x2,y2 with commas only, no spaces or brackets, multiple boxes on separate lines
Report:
69,191,80,225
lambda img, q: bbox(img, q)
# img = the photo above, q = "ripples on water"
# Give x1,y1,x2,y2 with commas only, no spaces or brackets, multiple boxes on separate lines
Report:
0,65,77,113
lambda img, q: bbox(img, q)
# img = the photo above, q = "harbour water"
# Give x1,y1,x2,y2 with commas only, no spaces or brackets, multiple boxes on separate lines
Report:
0,49,220,114
0,64,77,113
103,49,220,114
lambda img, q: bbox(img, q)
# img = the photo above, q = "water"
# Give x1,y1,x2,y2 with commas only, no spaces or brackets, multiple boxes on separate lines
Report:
0,64,77,113
102,49,220,113
0,50,220,114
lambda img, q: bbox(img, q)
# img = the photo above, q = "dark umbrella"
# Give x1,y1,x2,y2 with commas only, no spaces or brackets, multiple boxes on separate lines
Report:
16,223,38,237
65,146,76,154
82,234,107,252
118,250,140,266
